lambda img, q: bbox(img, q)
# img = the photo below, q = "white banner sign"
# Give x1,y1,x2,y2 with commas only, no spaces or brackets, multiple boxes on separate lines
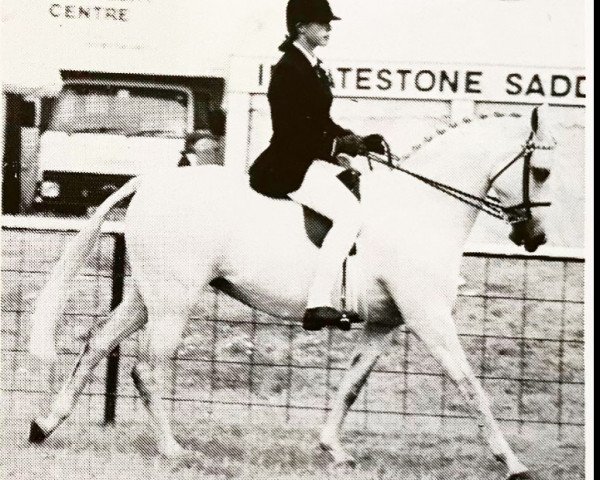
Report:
229,57,586,106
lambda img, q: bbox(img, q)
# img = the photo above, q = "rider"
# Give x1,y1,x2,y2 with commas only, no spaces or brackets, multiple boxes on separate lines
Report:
249,0,384,329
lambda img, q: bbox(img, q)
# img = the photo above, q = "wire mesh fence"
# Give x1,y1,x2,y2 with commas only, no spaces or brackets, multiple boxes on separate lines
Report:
1,222,585,445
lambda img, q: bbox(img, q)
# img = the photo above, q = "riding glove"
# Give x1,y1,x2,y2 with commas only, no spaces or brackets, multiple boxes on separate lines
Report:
334,134,364,157
362,134,386,154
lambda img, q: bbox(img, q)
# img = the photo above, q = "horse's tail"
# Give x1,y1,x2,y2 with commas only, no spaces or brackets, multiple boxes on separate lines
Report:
28,177,140,362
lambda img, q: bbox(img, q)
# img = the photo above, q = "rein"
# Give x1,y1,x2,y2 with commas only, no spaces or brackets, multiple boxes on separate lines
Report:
365,136,553,224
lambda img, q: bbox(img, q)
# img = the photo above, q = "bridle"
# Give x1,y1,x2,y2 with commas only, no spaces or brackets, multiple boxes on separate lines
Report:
366,134,554,225
487,133,555,223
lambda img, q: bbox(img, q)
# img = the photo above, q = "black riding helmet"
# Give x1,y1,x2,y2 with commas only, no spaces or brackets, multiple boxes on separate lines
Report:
286,0,341,32
280,0,340,50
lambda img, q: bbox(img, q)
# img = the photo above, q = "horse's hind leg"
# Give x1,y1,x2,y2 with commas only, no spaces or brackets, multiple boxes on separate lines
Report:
30,286,147,442
130,295,190,458
320,323,396,466
402,305,530,478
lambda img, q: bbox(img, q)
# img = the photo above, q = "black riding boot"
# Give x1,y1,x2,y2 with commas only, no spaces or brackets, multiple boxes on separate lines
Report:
302,306,343,331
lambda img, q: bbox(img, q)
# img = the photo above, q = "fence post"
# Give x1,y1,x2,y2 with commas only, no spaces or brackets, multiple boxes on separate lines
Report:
104,233,126,424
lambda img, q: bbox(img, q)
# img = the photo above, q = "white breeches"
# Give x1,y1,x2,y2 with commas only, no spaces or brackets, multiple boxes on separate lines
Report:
289,160,362,308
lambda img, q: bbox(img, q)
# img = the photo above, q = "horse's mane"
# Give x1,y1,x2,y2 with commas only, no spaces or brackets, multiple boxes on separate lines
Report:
396,111,524,163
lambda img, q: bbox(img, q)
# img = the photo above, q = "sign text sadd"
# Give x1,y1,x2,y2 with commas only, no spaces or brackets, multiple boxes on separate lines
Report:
256,63,585,105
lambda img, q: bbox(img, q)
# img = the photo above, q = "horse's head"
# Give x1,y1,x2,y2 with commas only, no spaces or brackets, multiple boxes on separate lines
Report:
490,105,556,252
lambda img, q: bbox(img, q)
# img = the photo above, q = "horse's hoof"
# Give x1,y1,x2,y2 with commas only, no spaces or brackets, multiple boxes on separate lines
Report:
29,421,48,444
159,443,186,459
507,471,539,480
320,442,356,469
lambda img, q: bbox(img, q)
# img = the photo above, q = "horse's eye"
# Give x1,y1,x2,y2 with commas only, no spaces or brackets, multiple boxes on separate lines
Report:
531,167,550,183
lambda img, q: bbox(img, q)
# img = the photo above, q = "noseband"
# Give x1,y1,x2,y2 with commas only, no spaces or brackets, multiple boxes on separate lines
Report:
367,134,554,225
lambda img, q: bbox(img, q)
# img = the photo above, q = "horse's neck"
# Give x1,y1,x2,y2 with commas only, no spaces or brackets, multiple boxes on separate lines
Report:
365,119,524,247
403,126,498,197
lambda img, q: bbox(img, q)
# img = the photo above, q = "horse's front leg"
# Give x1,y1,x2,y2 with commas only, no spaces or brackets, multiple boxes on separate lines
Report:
30,287,147,442
320,322,396,466
398,300,532,479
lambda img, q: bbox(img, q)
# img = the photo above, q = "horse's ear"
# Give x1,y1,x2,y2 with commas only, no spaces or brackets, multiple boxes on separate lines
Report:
531,106,539,132
531,103,550,137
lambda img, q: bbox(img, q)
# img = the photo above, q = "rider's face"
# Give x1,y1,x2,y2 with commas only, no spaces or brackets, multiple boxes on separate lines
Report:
298,22,331,48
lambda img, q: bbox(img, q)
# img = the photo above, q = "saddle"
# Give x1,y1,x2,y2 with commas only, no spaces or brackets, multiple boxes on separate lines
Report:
301,168,361,254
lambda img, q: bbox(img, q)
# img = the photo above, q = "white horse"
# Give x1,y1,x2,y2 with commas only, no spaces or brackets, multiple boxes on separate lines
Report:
28,105,556,480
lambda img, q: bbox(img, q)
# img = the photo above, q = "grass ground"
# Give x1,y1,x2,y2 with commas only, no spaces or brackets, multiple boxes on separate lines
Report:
0,415,585,480
1,229,585,479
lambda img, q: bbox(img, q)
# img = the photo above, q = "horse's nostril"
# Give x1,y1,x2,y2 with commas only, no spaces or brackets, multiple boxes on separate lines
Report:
531,233,547,247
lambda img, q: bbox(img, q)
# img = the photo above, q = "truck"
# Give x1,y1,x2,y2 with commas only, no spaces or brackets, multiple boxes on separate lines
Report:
33,72,224,212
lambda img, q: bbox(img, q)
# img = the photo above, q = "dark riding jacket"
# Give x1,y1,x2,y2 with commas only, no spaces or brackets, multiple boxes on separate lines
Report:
249,45,351,198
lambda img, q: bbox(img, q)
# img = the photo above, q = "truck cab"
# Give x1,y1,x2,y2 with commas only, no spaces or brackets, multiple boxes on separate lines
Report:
33,78,213,211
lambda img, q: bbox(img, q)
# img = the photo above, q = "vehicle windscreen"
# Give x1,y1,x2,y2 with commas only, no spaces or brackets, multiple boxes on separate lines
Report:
48,84,188,137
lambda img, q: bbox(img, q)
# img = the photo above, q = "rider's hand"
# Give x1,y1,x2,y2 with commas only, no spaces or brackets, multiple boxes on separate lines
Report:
335,134,363,157
362,134,386,154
